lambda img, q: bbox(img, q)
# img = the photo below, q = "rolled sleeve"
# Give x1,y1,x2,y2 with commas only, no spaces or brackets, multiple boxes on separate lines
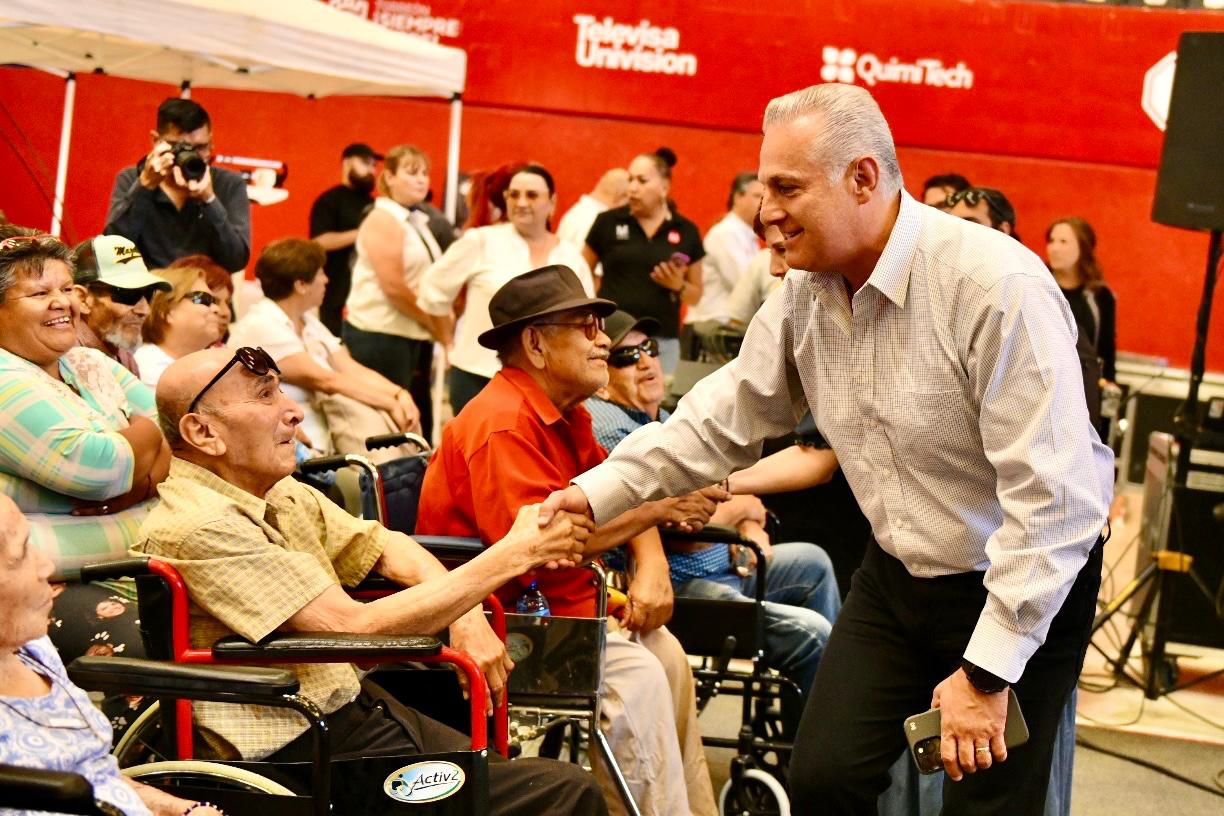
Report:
962,273,1111,681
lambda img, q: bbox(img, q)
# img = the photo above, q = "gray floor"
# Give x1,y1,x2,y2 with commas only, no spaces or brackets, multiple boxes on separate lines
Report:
696,696,1224,814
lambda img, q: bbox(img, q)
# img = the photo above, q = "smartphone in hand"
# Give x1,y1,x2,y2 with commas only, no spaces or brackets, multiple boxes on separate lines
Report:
904,687,1030,774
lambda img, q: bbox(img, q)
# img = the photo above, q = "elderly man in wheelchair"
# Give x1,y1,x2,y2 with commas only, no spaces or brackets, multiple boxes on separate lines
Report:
417,265,722,816
117,346,606,815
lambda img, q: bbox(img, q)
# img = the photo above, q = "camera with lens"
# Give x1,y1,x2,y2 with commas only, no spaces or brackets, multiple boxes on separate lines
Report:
170,142,208,182
911,735,943,774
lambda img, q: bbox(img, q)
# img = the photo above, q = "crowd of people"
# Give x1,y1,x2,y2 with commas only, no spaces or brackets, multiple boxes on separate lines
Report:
0,84,1115,816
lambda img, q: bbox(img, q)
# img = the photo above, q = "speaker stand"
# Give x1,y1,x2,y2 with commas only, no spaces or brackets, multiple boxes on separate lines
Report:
1089,229,1223,699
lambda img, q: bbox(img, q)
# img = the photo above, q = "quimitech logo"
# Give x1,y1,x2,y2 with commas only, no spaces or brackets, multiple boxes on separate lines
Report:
573,15,698,76
821,46,973,90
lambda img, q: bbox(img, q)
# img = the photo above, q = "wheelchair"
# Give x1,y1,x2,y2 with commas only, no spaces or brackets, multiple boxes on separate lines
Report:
665,524,796,816
80,555,502,815
299,432,645,816
0,656,306,815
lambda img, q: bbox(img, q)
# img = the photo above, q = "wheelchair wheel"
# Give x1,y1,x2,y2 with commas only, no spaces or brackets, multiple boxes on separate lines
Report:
124,760,295,795
114,701,166,767
719,768,790,816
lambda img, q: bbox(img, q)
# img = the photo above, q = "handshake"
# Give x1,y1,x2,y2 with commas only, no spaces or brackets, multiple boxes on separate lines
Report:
503,503,596,572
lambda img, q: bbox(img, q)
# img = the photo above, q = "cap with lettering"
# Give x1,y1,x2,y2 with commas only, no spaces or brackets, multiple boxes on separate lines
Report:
72,235,172,291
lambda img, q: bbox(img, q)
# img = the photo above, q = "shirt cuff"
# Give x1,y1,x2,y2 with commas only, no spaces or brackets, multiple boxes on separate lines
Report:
962,604,1043,684
572,465,635,525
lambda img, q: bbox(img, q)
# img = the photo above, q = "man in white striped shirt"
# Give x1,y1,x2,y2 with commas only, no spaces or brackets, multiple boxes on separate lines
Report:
542,84,1112,815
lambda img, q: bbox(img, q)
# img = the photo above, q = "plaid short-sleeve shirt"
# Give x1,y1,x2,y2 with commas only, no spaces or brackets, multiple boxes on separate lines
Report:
134,458,388,759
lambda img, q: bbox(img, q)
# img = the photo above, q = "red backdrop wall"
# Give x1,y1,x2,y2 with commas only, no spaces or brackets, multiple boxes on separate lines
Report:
1,0,1222,370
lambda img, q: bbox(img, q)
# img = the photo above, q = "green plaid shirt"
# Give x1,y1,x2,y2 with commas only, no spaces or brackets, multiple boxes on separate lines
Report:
0,346,156,574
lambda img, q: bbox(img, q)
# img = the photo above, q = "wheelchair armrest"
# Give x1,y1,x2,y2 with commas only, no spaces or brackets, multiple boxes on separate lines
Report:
213,632,442,662
366,431,431,452
0,764,97,814
78,557,151,583
412,535,486,562
298,454,351,476
67,656,299,704
664,523,759,549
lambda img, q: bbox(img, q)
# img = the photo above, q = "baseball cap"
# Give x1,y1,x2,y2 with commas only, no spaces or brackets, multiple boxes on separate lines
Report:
342,142,384,162
72,235,171,291
604,310,661,347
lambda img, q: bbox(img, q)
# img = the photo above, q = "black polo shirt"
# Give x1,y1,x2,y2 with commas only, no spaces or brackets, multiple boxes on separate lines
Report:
309,184,374,335
586,205,705,337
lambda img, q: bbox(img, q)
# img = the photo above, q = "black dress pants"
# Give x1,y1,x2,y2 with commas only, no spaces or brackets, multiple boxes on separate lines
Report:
791,539,1102,815
343,323,434,439
267,680,607,816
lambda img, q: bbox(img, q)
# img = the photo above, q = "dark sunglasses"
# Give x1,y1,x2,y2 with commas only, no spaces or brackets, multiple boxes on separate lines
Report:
534,314,605,341
608,337,660,368
183,290,218,308
91,284,156,306
188,347,280,414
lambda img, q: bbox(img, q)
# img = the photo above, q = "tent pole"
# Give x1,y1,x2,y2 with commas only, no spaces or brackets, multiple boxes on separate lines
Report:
50,72,76,238
180,80,191,99
444,93,462,224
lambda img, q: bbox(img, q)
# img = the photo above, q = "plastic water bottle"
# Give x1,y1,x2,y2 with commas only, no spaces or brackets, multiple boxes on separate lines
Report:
516,581,551,617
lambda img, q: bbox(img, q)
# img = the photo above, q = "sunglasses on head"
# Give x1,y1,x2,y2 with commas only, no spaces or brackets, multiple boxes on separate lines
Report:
944,189,1009,224
91,284,155,307
608,337,660,368
188,347,280,414
183,290,218,308
0,234,54,251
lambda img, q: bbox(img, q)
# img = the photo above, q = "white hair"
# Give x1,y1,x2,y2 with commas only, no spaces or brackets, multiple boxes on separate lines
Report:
763,84,903,196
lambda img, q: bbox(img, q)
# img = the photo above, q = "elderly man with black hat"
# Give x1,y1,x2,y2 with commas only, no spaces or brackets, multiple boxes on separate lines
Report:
72,234,172,378
417,265,719,816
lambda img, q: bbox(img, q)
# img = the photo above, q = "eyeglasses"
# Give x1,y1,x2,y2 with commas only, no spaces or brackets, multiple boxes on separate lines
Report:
91,284,156,307
0,234,54,251
188,347,280,414
534,314,605,341
183,290,218,308
608,338,660,368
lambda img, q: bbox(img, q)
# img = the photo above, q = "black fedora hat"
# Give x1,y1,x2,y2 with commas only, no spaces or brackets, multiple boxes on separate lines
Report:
477,264,617,350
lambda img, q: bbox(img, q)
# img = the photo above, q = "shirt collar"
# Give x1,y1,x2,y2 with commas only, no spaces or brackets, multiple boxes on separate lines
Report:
167,457,289,519
863,190,923,309
499,366,566,426
590,395,654,428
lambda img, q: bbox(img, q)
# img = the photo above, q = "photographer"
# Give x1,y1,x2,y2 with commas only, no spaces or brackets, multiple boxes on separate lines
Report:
105,98,250,272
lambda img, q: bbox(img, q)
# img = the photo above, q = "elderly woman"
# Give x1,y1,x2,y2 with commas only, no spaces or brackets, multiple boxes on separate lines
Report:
418,164,596,414
0,494,223,816
169,253,234,340
229,237,420,459
583,148,705,375
344,144,445,438
133,265,226,388
0,225,169,571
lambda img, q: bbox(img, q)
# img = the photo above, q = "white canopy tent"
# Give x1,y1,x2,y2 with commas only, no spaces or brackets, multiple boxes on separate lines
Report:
0,0,467,233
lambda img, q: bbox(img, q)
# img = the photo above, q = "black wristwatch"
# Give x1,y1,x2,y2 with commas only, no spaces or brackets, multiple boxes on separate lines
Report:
960,659,1009,694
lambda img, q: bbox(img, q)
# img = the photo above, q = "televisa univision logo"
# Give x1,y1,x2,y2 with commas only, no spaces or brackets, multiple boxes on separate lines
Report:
821,46,973,89
573,15,698,76
383,760,466,804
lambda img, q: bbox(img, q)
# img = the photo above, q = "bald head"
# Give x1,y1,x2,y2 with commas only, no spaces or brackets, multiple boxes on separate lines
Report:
156,347,237,449
593,168,629,208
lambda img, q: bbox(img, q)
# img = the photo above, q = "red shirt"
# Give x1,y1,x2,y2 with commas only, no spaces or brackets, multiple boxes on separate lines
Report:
415,366,608,617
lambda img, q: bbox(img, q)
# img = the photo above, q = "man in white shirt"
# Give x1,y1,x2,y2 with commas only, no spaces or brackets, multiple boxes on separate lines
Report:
685,173,763,330
556,168,630,254
542,83,1112,815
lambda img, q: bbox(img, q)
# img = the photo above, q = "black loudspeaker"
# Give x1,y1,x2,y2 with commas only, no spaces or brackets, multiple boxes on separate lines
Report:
1152,32,1224,232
